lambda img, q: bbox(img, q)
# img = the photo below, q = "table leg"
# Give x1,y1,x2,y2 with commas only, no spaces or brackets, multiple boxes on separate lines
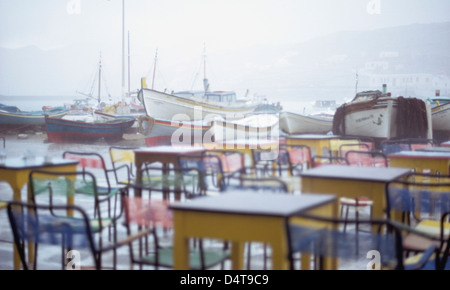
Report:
230,241,245,270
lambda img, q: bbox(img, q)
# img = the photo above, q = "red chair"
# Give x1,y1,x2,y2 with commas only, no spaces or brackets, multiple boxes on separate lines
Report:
340,150,388,232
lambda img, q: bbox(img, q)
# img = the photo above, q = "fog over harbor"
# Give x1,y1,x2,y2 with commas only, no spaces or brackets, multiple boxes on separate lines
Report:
1,0,450,112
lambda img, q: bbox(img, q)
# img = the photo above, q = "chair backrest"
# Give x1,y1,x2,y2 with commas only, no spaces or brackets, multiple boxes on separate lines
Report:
381,138,434,155
62,151,112,190
385,173,450,223
140,165,207,199
7,200,100,270
182,150,246,191
339,143,371,158
286,213,438,270
226,165,289,193
123,196,173,229
178,152,222,192
311,155,349,168
282,144,312,173
109,146,138,185
29,170,103,220
217,151,245,175
345,150,388,167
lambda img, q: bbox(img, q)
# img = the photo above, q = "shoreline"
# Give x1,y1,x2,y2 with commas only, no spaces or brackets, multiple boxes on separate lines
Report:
0,130,147,153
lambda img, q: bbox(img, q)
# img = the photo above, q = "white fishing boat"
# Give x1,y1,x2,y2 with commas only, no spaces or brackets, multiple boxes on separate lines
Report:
332,89,433,141
427,92,450,139
209,114,280,142
138,45,259,121
138,87,258,121
279,111,333,135
137,115,213,147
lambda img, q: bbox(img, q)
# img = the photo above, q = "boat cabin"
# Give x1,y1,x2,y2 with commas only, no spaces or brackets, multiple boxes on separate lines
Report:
427,96,450,108
174,90,237,103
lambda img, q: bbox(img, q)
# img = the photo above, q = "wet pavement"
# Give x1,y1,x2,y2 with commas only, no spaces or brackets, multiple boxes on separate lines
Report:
0,133,370,270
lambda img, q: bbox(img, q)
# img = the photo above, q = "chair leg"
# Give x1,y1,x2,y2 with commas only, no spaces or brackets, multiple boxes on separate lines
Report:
246,243,251,270
341,205,350,233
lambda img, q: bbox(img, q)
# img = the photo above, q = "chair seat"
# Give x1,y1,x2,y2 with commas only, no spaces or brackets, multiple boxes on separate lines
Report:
39,215,114,233
403,220,450,252
140,247,230,270
339,197,373,207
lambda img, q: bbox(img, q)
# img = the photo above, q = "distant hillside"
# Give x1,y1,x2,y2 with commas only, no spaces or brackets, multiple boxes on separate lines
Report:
1,21,449,102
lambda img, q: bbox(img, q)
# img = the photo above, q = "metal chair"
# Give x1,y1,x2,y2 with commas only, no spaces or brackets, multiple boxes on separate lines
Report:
7,200,103,270
286,213,441,270
339,150,389,233
385,173,450,269
121,192,230,270
28,170,123,269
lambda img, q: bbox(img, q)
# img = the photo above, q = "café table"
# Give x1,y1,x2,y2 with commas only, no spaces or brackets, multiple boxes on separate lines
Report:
169,191,338,270
0,156,79,270
285,134,341,157
388,150,450,175
300,165,411,225
133,145,206,199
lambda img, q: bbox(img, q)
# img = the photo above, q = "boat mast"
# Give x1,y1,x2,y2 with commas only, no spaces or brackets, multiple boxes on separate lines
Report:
152,48,158,90
202,43,210,94
98,54,102,106
128,31,131,99
121,0,126,103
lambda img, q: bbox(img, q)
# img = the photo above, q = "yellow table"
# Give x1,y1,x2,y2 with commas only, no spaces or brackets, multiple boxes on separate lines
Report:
169,191,338,270
388,150,450,175
0,157,78,270
300,165,411,223
285,134,340,157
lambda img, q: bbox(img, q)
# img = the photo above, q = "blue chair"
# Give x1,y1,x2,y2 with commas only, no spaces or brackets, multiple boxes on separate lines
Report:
286,213,440,270
385,173,450,270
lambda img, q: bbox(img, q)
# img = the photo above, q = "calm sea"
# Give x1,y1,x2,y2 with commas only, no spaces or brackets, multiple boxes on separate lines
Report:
0,88,349,115
0,95,84,111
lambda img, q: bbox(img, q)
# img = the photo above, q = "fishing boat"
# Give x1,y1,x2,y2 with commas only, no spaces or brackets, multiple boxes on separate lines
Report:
137,112,279,147
137,115,212,147
209,114,280,142
45,114,135,143
138,87,258,121
138,46,259,121
0,104,68,127
332,89,433,141
426,91,450,141
279,111,333,135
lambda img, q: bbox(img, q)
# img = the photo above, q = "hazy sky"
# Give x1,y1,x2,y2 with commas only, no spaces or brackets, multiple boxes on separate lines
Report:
1,0,450,50
1,0,449,98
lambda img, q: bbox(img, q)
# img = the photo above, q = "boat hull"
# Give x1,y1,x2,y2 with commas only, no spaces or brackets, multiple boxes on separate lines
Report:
138,116,211,147
279,111,333,135
139,88,257,121
333,96,432,140
431,103,450,132
0,108,68,126
45,116,135,143
210,114,279,142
